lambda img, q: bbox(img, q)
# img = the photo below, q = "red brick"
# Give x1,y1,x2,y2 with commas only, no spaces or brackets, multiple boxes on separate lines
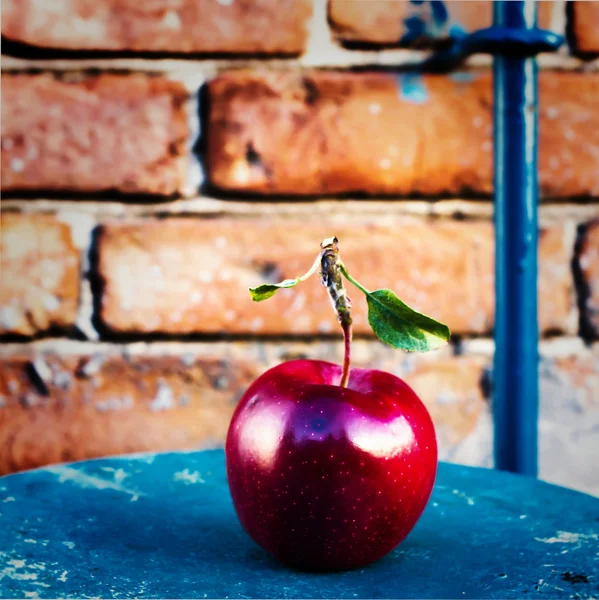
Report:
0,342,485,474
578,220,599,338
0,214,80,336
1,0,313,55
207,70,599,198
96,217,574,337
1,74,188,196
571,1,599,54
329,0,557,46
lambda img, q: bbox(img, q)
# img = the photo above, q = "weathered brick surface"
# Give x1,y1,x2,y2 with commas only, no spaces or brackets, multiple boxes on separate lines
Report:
1,0,313,55
3,340,597,493
329,0,556,46
0,214,80,336
0,352,258,475
578,220,599,338
96,217,574,337
571,1,599,54
539,225,576,334
400,355,487,451
539,345,599,496
1,74,188,195
207,71,599,198
0,340,486,474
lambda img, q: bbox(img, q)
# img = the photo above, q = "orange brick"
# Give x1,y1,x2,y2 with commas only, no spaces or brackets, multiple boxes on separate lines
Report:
571,1,599,54
207,70,599,198
329,0,557,46
0,214,80,336
0,352,258,474
401,356,487,450
96,217,574,337
1,74,188,196
1,0,313,55
578,220,599,338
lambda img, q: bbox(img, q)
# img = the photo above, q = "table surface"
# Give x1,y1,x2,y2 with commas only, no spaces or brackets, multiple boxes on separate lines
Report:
1,450,597,599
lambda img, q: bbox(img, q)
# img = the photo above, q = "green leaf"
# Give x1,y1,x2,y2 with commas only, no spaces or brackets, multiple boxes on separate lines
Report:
365,289,451,352
249,254,322,302
249,278,304,302
339,263,450,352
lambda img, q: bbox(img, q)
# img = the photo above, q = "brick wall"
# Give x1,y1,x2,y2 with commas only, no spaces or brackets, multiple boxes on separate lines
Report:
1,0,598,496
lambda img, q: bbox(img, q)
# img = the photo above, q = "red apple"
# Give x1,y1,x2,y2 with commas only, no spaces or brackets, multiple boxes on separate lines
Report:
225,358,437,572
227,236,448,571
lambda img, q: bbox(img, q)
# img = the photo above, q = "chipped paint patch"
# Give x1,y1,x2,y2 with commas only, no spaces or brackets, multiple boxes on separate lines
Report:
0,552,42,583
20,539,49,547
137,453,156,465
173,469,205,484
100,467,128,484
62,541,76,550
149,381,175,412
9,559,26,568
1,570,37,581
57,570,68,582
452,489,475,505
3,496,15,503
535,531,598,544
47,465,144,501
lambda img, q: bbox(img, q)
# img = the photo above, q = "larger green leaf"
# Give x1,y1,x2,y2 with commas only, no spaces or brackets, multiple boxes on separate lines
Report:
365,289,451,352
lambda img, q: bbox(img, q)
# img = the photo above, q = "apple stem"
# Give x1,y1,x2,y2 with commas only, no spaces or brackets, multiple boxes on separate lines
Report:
341,319,352,388
320,237,353,388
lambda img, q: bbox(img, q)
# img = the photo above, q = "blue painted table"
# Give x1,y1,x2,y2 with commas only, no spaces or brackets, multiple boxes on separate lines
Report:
1,450,597,599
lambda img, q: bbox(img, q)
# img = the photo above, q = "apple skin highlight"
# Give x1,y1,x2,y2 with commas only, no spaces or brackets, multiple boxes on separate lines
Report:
226,359,438,572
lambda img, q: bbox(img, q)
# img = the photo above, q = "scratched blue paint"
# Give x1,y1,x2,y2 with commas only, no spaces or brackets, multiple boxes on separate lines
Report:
1,450,598,599
397,73,429,104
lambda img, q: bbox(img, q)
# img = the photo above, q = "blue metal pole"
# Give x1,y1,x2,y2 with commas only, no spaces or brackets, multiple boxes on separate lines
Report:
493,0,539,476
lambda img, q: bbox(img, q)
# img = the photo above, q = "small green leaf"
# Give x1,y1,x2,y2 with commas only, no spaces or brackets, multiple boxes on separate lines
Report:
249,255,323,301
365,289,450,352
249,278,304,302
